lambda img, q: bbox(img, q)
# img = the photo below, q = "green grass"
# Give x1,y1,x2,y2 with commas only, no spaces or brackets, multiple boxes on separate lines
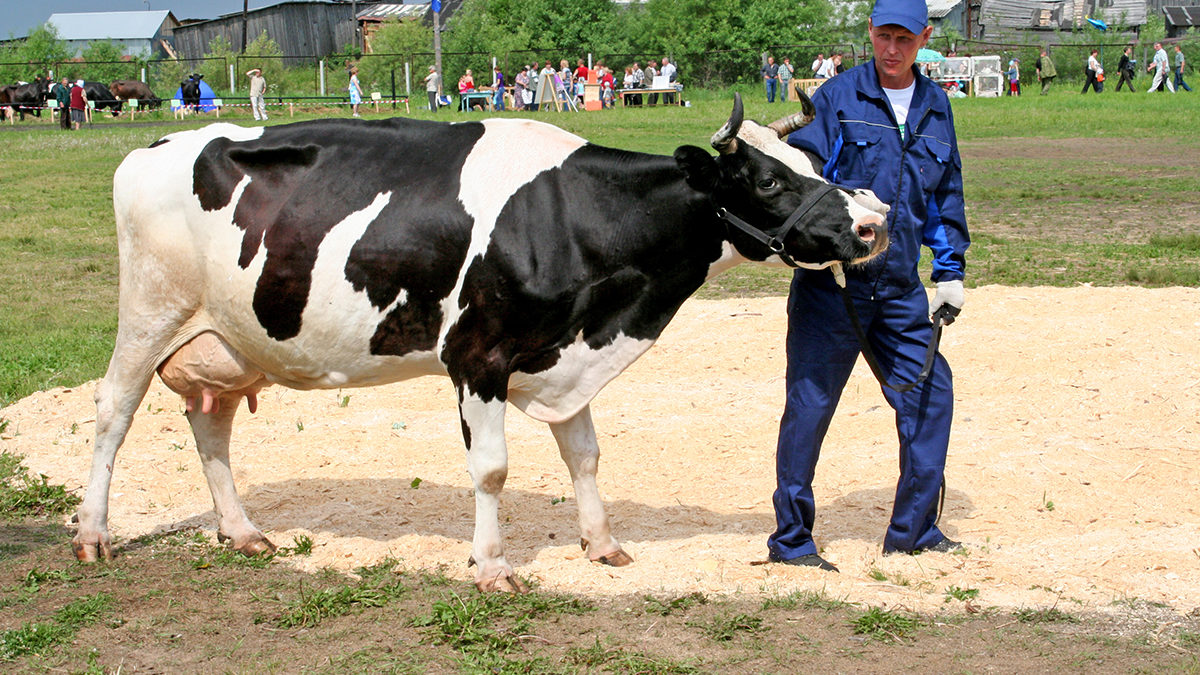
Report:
0,452,82,519
1,92,1199,406
0,593,113,661
850,606,923,642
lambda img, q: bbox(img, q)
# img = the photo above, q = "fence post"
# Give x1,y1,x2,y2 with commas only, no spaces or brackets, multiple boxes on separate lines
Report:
229,63,236,93
320,59,326,96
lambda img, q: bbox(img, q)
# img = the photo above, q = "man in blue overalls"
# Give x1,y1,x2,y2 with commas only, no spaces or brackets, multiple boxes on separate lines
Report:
769,0,971,571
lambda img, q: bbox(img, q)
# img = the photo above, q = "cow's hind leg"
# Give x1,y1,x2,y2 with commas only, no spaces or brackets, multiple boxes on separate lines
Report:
550,405,632,567
187,398,275,556
459,394,527,593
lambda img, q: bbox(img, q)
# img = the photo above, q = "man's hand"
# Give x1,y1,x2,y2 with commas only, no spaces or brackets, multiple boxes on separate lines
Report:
930,280,964,325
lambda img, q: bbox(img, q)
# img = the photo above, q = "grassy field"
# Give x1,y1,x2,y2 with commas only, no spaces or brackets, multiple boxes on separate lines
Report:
2,90,1200,672
0,89,1198,407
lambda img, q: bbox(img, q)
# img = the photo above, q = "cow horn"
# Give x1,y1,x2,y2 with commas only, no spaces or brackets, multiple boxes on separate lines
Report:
766,88,817,139
710,93,744,154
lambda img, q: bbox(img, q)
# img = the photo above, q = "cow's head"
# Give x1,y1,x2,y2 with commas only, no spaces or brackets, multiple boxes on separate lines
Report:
674,94,887,269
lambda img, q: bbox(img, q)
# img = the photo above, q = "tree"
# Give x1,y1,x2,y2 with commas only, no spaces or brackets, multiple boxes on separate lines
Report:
242,30,284,89
80,40,136,84
16,24,70,76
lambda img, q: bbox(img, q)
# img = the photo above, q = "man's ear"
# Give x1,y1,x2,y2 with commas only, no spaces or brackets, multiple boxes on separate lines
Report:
674,145,720,192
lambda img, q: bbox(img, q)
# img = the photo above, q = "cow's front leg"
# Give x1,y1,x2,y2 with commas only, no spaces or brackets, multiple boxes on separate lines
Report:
550,405,632,567
459,394,527,592
188,397,275,556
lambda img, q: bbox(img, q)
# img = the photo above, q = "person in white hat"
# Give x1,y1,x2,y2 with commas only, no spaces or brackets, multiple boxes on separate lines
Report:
246,68,267,121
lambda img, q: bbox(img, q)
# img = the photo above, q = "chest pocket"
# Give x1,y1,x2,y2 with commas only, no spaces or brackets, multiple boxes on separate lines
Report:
913,136,956,193
833,124,884,189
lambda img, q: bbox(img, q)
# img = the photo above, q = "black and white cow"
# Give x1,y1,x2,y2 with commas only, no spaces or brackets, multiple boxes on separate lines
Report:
73,95,888,592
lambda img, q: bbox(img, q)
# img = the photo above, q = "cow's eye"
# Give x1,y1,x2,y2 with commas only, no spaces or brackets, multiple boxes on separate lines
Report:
757,178,777,190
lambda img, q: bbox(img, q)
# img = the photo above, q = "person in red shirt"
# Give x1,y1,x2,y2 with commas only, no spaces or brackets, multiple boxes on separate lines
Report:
574,58,589,83
69,80,87,130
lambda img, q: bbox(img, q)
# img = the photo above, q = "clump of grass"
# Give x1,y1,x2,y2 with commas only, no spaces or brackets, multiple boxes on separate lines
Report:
23,567,79,592
695,612,765,642
850,606,922,642
412,587,594,659
275,533,315,557
568,638,701,673
275,558,408,628
642,592,708,616
0,451,81,519
761,588,850,612
944,585,980,603
0,593,113,660
1014,607,1080,624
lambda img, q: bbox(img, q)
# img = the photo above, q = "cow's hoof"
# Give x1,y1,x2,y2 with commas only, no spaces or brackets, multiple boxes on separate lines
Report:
218,531,277,557
592,548,633,567
72,536,113,562
475,572,530,594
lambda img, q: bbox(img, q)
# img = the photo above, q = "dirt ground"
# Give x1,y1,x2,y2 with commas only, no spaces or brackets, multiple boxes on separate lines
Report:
3,286,1198,619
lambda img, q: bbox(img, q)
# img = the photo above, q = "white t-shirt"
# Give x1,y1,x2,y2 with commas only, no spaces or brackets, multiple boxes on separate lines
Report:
883,82,916,140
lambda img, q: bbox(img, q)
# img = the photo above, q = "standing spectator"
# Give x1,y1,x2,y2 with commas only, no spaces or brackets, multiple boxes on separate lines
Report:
660,56,678,104
1148,43,1175,93
491,65,506,111
832,53,845,76
773,0,969,570
812,53,825,76
1082,49,1103,94
348,66,364,117
778,57,794,102
761,55,779,102
1006,58,1020,96
1036,48,1057,94
600,66,615,108
246,68,268,121
1116,46,1137,92
425,65,442,112
631,61,645,105
52,76,71,130
1174,44,1192,92
817,54,838,79
574,58,589,84
513,65,530,110
645,60,659,105
69,79,87,130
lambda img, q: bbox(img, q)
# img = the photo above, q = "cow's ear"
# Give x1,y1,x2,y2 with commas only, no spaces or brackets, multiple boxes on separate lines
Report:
674,145,719,192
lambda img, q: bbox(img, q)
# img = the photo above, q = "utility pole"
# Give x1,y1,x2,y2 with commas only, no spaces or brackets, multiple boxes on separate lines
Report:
240,0,248,52
433,0,443,87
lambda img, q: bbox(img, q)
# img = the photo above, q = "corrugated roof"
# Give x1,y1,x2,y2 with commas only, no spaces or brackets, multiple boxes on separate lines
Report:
47,10,171,41
928,0,965,19
1163,5,1200,26
358,3,431,21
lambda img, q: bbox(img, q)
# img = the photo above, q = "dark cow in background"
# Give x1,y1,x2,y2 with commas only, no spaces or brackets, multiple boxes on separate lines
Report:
110,79,161,110
73,95,889,592
83,82,123,116
2,76,50,121
180,73,203,110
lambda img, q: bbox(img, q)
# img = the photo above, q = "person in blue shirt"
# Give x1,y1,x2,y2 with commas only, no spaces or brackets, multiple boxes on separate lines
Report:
770,0,970,572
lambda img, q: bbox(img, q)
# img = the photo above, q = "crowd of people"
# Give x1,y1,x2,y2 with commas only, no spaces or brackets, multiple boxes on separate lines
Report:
1035,42,1192,95
421,56,680,112
760,52,846,102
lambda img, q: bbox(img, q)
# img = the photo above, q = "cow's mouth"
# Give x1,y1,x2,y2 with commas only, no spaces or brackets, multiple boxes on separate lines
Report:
856,223,876,243
852,221,888,264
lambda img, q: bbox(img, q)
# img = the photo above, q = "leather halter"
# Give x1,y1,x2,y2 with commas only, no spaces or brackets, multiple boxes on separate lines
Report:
714,183,845,268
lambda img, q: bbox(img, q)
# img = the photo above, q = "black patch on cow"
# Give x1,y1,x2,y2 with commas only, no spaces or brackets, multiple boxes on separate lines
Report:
441,144,723,403
192,118,484,342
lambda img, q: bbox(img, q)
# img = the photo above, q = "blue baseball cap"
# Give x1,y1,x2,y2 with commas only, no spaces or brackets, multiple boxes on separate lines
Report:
870,0,928,35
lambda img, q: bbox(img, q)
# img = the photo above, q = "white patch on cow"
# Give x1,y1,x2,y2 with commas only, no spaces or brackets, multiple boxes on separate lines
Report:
704,242,748,281
438,119,588,351
507,332,654,424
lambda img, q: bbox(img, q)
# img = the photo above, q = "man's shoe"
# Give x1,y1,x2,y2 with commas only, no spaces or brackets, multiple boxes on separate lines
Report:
767,551,839,572
926,537,963,553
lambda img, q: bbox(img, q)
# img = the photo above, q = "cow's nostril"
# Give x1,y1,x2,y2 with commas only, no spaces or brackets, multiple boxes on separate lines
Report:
856,224,875,242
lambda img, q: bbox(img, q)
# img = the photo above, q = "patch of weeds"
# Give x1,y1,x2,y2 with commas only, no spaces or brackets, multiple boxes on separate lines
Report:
1014,607,1080,624
850,606,922,642
275,579,407,629
944,585,980,603
23,567,79,592
642,592,708,616
191,545,275,570
868,568,888,582
0,592,113,660
0,451,81,519
868,568,911,586
275,534,315,557
412,588,594,659
0,418,9,435
694,612,765,642
761,588,849,612
1176,630,1200,649
568,638,701,674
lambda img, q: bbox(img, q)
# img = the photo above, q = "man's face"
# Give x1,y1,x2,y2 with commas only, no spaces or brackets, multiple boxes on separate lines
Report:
869,20,932,87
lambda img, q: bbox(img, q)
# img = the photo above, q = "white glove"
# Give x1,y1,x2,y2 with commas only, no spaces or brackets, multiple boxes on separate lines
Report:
929,280,964,325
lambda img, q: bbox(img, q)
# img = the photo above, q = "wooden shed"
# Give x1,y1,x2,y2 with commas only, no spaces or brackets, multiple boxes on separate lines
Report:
173,1,356,63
